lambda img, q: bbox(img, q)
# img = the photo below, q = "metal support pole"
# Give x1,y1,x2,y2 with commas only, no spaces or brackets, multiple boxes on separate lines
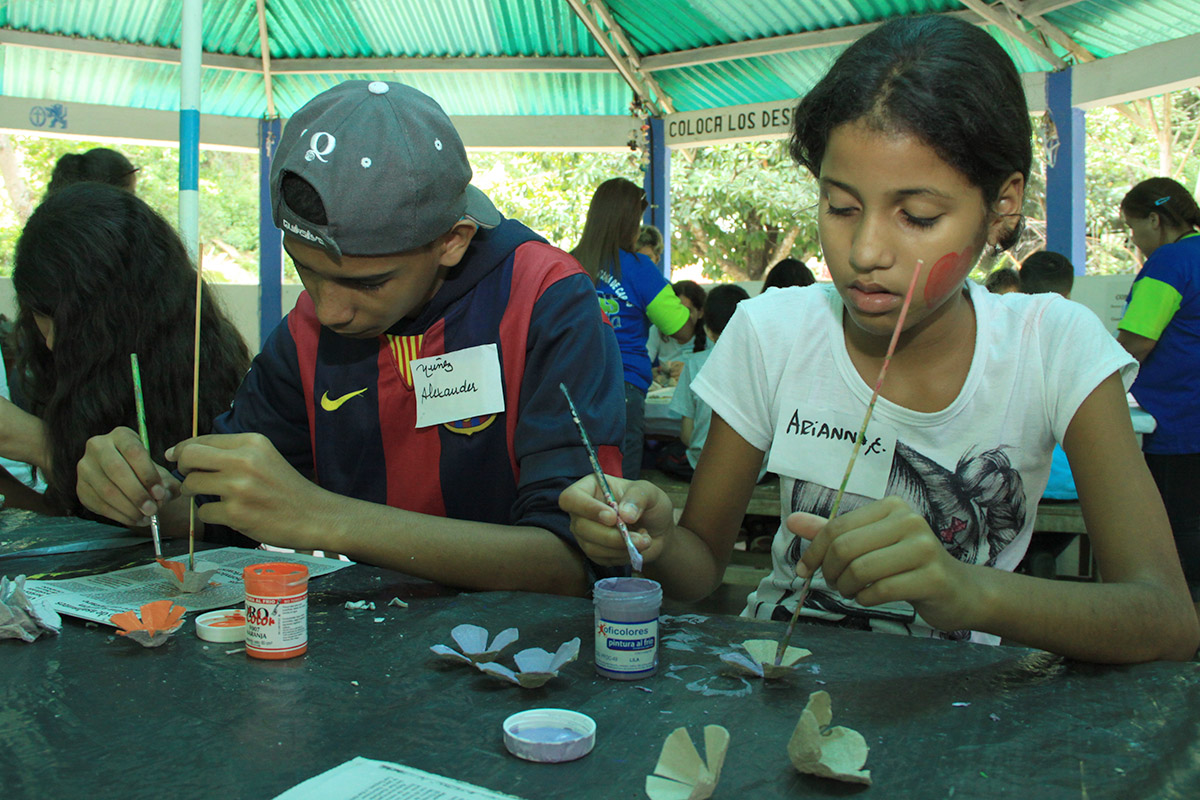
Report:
179,0,202,259
258,117,283,348
642,117,670,276
1045,68,1086,274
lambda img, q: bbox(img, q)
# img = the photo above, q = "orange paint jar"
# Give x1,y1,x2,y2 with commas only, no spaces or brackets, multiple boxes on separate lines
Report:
243,562,309,660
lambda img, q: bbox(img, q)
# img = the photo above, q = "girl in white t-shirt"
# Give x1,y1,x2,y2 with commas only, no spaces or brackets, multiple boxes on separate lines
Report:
560,15,1198,662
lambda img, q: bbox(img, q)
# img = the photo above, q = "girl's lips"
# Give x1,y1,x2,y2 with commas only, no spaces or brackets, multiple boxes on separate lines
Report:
848,284,901,314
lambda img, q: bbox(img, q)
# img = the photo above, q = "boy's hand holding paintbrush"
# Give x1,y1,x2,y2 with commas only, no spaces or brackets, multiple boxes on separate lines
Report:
561,475,675,568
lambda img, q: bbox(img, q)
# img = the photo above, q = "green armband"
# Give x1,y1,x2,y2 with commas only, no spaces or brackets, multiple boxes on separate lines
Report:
1118,277,1181,341
646,286,690,336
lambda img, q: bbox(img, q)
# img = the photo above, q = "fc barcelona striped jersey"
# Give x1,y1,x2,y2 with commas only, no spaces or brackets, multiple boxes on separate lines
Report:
214,219,625,552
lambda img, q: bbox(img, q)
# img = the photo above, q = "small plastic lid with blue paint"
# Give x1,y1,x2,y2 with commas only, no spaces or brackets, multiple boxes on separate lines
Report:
502,708,596,763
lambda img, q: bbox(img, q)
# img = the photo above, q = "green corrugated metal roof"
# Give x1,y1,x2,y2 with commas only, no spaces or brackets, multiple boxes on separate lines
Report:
0,0,1197,119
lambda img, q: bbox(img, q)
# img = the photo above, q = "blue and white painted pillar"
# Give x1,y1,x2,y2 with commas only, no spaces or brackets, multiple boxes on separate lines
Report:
1044,68,1087,274
642,116,670,277
259,117,283,347
179,0,202,260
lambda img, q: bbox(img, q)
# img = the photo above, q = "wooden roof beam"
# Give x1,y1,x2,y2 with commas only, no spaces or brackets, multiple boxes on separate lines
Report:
563,0,675,114
956,0,1067,69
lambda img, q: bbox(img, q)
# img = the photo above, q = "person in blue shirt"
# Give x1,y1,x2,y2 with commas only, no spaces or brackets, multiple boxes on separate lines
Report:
1117,177,1200,608
571,178,696,480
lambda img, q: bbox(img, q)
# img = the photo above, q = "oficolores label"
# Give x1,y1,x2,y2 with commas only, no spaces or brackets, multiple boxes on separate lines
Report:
595,616,658,673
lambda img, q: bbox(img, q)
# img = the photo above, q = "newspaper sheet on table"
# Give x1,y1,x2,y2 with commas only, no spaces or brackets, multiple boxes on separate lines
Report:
274,757,527,800
20,547,352,625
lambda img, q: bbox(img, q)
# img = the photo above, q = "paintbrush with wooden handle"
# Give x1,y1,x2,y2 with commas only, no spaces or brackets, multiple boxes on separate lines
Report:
773,259,924,665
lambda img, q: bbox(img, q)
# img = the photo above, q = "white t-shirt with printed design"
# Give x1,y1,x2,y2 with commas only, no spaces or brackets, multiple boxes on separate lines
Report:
691,280,1136,644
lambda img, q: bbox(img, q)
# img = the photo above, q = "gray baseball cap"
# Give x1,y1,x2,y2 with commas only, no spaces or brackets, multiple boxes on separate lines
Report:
271,80,501,258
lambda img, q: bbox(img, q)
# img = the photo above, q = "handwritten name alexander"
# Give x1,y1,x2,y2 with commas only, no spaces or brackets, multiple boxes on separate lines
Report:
421,380,478,400
784,412,886,455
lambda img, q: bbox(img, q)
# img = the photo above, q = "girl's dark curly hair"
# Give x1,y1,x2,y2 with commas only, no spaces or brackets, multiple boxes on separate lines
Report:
12,183,251,512
47,148,138,195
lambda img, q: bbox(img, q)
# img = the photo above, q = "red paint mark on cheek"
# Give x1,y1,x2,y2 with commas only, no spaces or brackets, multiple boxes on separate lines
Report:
924,250,974,305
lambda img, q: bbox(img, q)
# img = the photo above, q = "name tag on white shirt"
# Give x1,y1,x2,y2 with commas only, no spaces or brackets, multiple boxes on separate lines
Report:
411,344,505,428
767,406,896,500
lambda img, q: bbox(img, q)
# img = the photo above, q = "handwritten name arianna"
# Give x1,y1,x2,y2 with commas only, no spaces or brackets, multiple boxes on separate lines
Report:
784,413,886,455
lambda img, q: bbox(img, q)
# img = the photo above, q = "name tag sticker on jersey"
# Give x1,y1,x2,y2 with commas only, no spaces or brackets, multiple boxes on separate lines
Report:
411,344,505,428
766,407,895,500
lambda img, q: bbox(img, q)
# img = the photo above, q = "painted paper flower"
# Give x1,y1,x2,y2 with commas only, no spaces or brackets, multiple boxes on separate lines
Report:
477,638,581,688
157,558,218,593
645,725,729,800
787,690,872,785
430,623,519,664
110,600,186,648
719,638,811,679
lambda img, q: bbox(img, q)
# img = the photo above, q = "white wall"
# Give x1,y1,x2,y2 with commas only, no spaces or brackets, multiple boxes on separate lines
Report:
0,277,303,354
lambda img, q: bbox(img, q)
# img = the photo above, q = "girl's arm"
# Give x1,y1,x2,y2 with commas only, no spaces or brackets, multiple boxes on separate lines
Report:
796,373,1199,662
972,372,1197,661
558,414,764,601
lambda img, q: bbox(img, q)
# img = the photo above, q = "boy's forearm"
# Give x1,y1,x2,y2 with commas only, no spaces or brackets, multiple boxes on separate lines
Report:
311,492,591,596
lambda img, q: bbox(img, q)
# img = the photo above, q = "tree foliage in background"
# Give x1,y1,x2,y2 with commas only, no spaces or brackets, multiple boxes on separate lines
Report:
0,135,262,281
670,139,819,281
469,150,644,251
0,87,1196,285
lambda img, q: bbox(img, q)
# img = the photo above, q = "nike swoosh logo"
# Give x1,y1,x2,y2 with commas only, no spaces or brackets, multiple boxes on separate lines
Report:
320,388,368,411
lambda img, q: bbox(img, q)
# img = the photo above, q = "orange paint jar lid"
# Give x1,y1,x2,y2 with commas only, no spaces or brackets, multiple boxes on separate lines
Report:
243,562,309,597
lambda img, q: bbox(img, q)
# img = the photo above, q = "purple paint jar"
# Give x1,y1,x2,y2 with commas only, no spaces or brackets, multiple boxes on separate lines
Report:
593,577,662,680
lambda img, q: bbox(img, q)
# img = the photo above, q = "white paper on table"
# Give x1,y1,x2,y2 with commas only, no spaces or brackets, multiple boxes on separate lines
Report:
18,547,352,626
273,756,528,800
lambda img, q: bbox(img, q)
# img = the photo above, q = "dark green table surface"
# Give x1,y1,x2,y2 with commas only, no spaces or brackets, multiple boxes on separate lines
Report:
2,512,1198,800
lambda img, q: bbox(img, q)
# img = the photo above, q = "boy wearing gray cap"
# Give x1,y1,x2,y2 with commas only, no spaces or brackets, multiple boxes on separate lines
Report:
76,80,625,595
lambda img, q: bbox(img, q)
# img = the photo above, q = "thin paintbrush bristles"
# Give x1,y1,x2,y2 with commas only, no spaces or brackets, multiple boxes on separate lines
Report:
773,260,925,664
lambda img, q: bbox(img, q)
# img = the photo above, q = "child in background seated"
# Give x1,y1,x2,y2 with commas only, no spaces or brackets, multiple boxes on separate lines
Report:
668,284,767,483
1020,251,1078,500
649,280,707,388
761,258,816,292
984,265,1021,294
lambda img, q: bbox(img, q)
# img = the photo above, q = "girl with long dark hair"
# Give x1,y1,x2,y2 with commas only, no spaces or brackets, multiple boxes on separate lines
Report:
6,182,251,515
571,177,696,479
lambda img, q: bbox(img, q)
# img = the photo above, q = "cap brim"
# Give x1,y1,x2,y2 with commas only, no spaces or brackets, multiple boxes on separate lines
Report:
463,185,502,229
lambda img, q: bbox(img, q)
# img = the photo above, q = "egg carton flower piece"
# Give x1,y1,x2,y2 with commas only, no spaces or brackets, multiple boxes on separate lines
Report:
110,599,186,648
719,638,811,679
645,725,730,800
0,575,61,642
477,637,581,688
429,623,519,664
787,690,872,785
157,558,219,593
